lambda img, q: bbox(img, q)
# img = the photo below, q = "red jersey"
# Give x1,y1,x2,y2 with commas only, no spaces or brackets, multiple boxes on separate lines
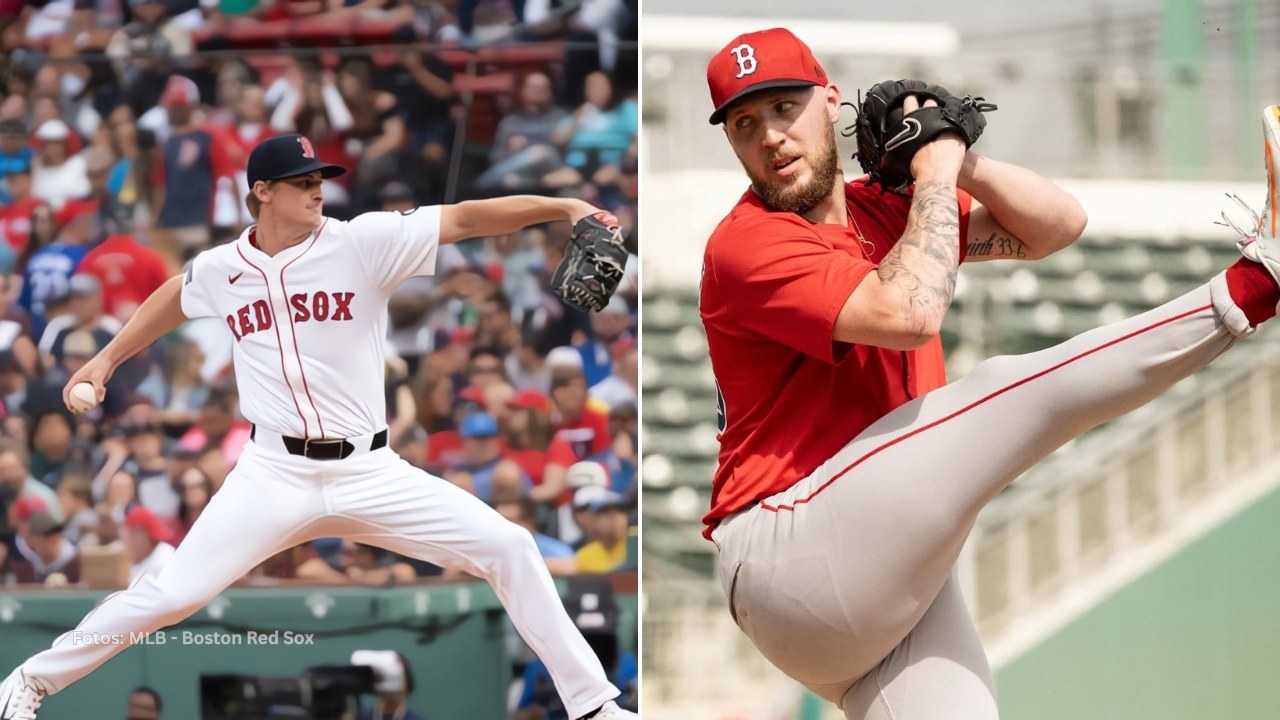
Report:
207,123,273,181
555,405,612,459
76,234,172,321
700,178,972,536
0,196,38,251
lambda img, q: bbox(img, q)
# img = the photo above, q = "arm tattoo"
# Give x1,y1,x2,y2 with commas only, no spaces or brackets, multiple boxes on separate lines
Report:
967,232,1027,259
876,181,961,343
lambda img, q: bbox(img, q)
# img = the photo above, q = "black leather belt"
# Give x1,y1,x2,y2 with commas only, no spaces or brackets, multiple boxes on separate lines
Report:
251,426,388,460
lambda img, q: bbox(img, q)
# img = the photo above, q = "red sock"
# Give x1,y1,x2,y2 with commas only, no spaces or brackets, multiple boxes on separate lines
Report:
1226,257,1280,325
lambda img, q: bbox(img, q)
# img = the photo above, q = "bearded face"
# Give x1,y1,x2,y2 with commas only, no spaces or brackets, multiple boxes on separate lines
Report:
724,86,843,217
743,124,840,215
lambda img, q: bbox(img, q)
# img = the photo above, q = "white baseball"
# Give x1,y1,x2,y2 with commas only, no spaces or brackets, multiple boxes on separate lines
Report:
69,382,100,413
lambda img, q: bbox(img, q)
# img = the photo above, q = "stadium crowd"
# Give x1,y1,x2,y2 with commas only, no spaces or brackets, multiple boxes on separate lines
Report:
0,0,639,607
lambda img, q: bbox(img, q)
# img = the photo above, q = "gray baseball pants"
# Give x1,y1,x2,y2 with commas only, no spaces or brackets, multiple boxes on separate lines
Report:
712,275,1252,718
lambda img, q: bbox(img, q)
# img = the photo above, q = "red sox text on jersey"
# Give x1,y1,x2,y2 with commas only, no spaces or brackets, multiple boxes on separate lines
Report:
225,292,356,341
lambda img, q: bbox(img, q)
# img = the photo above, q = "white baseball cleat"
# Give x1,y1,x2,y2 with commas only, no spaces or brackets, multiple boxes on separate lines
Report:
0,668,43,720
589,700,638,719
1230,105,1280,293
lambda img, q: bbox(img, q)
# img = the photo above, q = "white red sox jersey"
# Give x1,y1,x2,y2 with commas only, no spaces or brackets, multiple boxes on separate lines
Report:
180,207,442,438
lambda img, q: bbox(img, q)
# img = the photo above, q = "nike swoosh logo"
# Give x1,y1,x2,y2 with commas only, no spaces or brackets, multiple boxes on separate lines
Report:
229,272,244,284
884,117,922,152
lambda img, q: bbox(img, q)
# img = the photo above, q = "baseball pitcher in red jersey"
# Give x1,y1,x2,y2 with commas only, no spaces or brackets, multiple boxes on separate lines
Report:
700,28,1280,719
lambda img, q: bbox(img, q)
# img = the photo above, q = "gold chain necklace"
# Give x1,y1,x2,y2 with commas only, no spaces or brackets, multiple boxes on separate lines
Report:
847,205,875,257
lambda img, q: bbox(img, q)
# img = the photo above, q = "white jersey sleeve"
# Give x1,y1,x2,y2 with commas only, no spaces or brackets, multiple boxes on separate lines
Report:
348,206,443,290
180,254,218,319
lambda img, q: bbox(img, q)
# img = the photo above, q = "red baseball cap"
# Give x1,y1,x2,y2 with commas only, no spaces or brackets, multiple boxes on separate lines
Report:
456,385,487,404
56,198,99,228
706,28,828,125
507,389,550,413
12,496,48,523
160,75,200,108
125,506,173,544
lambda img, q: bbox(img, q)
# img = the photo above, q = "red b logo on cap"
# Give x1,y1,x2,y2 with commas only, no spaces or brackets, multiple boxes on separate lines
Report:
298,137,316,159
730,44,758,79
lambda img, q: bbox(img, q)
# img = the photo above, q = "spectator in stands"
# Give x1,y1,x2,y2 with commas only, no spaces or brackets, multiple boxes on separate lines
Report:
32,51,98,140
14,201,56,276
121,417,177,518
0,433,63,520
295,540,416,586
123,505,175,582
577,294,630,386
588,339,636,412
100,467,137,522
413,365,455,432
76,218,172,323
494,229,545,325
8,509,80,585
550,364,610,458
211,83,273,230
23,330,107,421
169,466,214,547
573,488,627,572
100,105,141,221
474,291,522,356
505,390,550,464
336,57,404,198
30,119,89,210
497,495,577,576
152,75,214,265
466,346,507,390
560,71,636,193
138,338,208,430
560,460,608,538
55,470,99,544
27,409,86,488
0,160,37,252
501,331,548,397
475,71,572,190
39,274,120,370
125,686,163,720
586,425,635,505
456,0,524,43
17,200,95,338
569,0,630,74
0,119,33,191
84,147,121,230
447,412,530,503
107,0,181,119
178,389,251,469
383,50,454,203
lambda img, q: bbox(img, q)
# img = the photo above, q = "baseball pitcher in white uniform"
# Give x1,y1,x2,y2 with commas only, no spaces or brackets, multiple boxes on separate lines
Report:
0,134,638,720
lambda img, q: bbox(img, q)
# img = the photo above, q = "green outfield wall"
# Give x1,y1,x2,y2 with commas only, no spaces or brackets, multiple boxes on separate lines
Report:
0,580,638,720
996,485,1280,719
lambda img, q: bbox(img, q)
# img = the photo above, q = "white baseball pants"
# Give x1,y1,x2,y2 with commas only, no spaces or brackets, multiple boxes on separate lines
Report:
713,276,1252,719
19,440,619,719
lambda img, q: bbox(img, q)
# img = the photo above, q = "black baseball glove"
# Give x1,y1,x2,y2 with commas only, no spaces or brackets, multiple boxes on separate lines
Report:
846,79,997,193
552,211,629,313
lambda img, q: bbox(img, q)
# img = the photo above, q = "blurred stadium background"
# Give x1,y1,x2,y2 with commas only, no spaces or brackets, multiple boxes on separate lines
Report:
641,1,1280,719
0,0,638,718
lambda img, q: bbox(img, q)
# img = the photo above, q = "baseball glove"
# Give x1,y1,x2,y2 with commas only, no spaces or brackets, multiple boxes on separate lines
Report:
552,211,628,313
846,79,997,193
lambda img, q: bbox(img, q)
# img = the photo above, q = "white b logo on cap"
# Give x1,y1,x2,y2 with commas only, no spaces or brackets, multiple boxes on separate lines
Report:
730,44,757,79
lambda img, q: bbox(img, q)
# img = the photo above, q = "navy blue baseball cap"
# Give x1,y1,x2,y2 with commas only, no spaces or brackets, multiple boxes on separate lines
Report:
246,133,346,187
